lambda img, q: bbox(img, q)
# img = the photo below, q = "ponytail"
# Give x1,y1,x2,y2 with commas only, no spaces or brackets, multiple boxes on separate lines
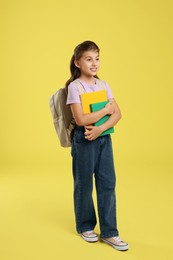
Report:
65,55,81,88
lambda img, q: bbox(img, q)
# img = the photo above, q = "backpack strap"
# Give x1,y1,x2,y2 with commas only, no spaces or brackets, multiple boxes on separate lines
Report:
73,79,85,94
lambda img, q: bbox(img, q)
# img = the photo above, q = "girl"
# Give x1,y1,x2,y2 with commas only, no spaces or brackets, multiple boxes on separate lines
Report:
66,41,128,251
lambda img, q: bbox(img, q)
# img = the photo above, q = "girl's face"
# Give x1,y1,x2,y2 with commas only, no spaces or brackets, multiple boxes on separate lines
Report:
75,50,100,78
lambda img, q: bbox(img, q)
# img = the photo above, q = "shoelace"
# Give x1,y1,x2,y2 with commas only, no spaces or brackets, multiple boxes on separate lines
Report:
113,236,121,242
86,230,94,235
113,236,126,244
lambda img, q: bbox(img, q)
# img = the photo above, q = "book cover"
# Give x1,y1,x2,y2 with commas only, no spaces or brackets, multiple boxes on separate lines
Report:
80,90,107,114
90,101,114,136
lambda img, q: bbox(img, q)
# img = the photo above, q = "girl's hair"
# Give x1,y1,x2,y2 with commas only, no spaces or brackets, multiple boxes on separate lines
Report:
65,40,100,88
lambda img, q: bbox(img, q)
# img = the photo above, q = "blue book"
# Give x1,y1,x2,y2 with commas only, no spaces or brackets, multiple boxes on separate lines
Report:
90,101,114,136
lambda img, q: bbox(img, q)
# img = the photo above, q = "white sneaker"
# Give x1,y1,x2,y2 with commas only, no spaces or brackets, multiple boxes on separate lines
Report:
102,236,129,251
80,230,98,242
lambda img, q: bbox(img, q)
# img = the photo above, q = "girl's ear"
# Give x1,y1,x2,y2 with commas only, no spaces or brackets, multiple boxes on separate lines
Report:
74,59,80,68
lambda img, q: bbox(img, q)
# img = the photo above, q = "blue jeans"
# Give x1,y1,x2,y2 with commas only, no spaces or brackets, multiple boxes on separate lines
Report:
71,126,119,238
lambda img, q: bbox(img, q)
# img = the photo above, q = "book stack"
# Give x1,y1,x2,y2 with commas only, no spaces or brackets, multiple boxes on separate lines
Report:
80,90,114,136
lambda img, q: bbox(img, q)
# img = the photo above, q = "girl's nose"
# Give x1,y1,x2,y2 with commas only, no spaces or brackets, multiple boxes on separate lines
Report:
92,60,97,66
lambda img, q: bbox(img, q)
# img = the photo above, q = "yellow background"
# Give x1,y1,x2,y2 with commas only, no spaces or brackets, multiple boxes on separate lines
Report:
0,0,173,259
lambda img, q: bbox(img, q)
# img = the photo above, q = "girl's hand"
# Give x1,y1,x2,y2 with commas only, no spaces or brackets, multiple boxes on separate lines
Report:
105,101,115,115
84,125,103,141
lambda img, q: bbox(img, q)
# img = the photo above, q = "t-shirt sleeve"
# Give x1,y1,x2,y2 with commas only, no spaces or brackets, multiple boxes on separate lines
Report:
104,81,114,100
66,82,81,105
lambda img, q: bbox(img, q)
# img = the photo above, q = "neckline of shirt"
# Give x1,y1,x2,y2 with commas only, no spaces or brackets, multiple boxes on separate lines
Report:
78,79,97,87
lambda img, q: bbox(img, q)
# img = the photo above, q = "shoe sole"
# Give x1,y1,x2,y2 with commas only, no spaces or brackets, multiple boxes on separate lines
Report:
102,238,129,251
80,234,98,243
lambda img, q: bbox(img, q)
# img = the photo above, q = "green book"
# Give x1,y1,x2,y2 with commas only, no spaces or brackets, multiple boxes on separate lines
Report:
90,101,114,136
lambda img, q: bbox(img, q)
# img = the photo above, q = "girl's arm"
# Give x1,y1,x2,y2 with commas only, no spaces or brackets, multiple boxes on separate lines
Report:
98,98,122,131
84,98,122,141
70,101,114,126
